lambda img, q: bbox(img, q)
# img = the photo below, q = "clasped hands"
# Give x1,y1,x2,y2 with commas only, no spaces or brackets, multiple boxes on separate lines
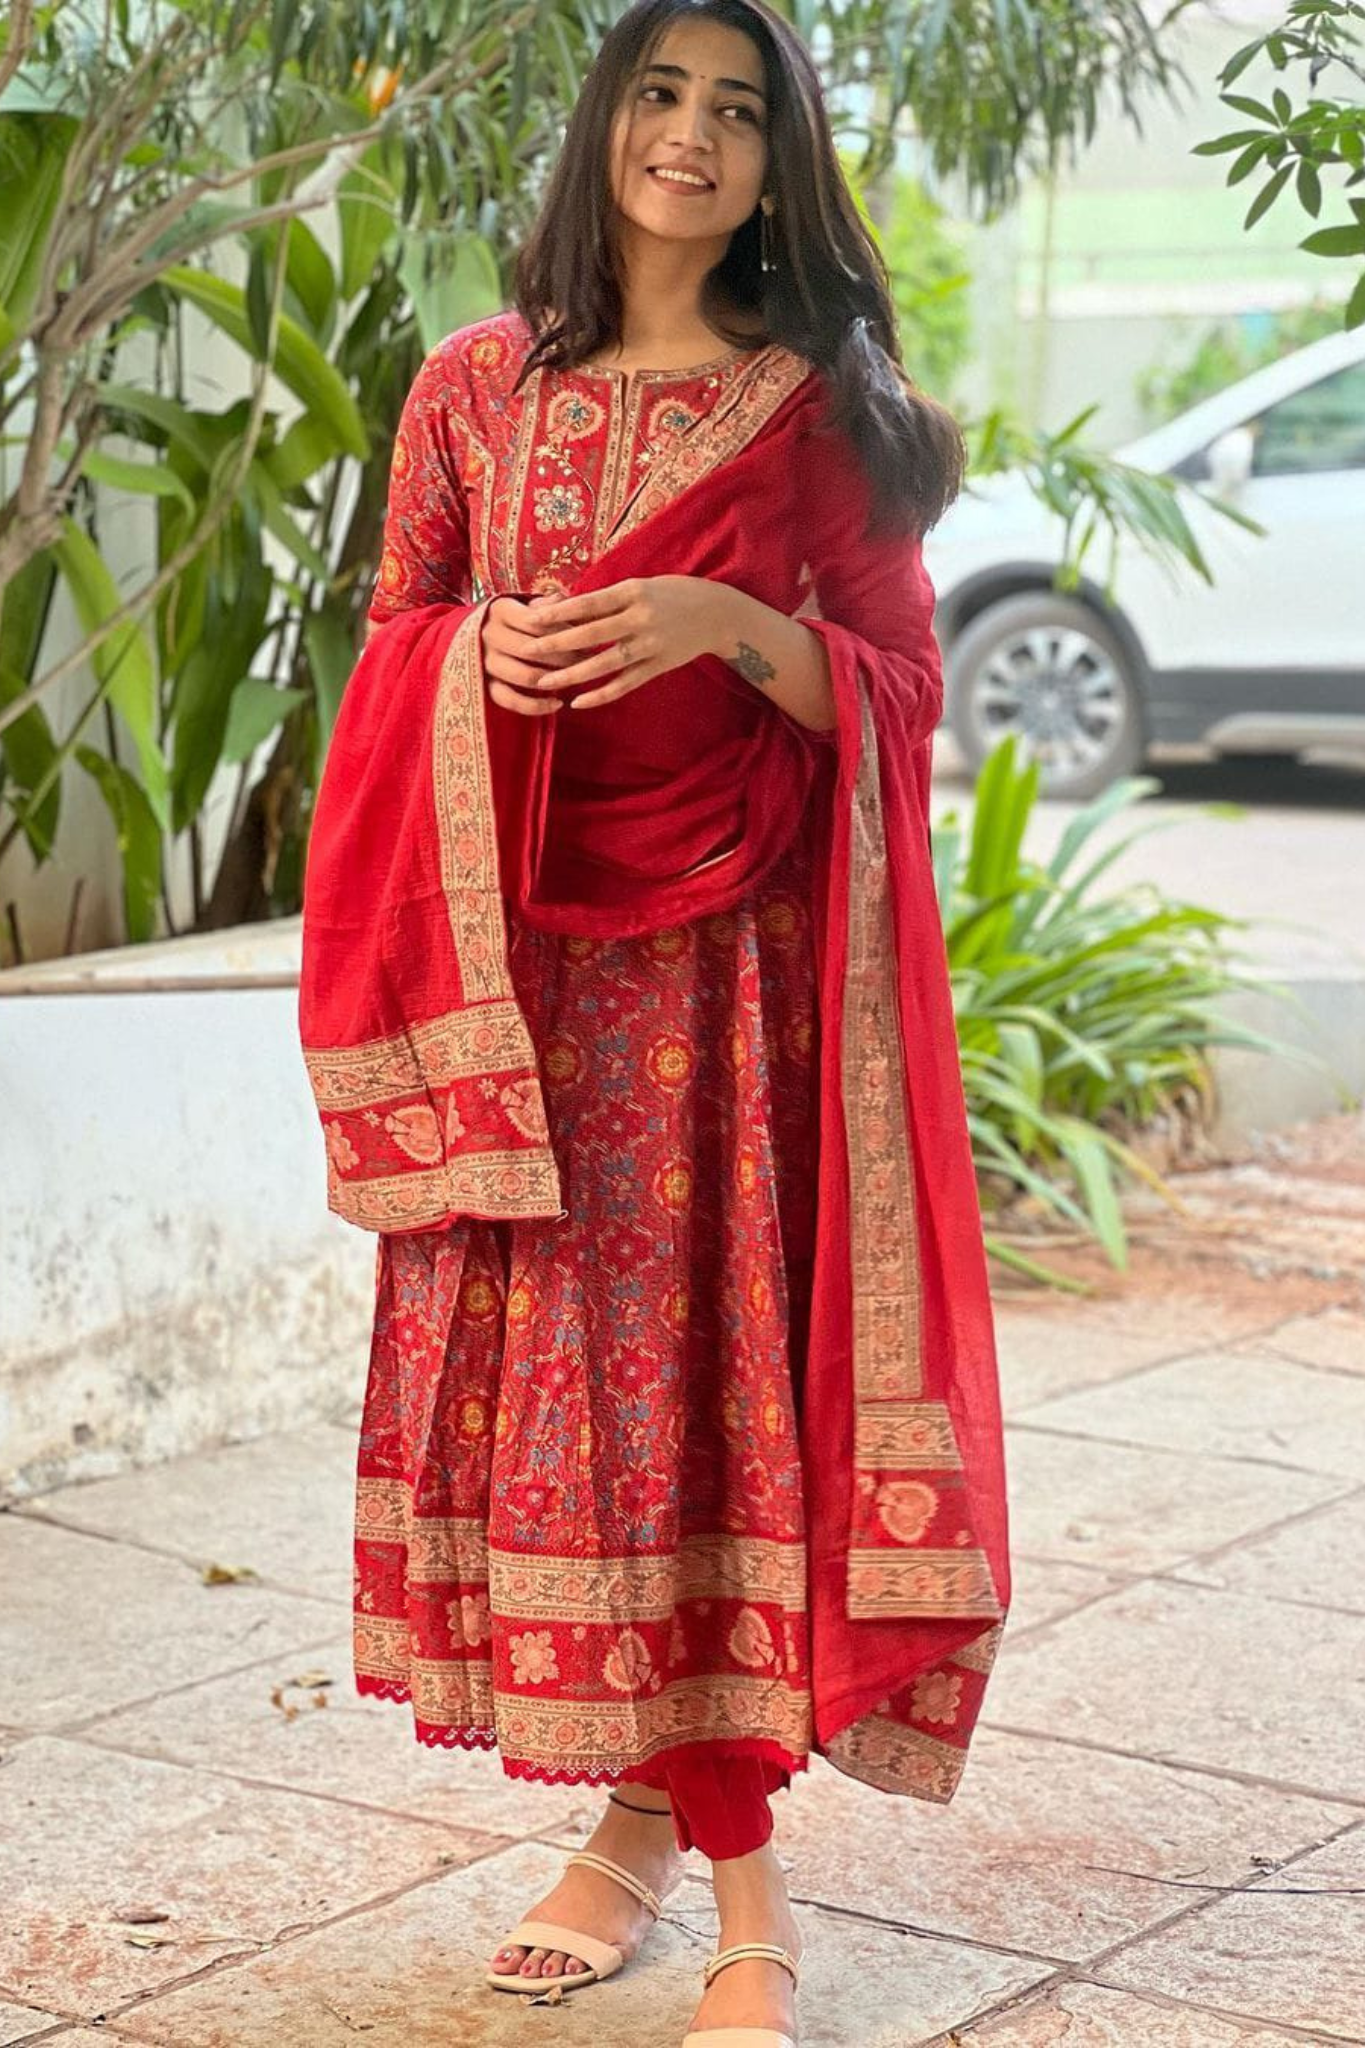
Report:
480,574,730,717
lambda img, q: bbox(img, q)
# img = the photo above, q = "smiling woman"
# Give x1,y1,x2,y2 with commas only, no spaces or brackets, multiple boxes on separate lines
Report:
299,5,1008,2044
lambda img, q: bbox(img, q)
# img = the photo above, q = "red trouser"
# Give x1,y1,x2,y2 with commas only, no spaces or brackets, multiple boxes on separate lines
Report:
632,1753,789,1861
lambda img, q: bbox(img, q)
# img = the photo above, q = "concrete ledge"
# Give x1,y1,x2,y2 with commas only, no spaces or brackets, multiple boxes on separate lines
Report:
3,920,1359,1495
1212,971,1365,1150
0,921,372,1498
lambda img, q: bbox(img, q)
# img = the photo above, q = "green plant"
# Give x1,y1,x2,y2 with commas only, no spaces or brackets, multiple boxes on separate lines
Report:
1196,0,1365,328
881,175,972,401
0,0,601,947
0,0,1228,963
967,406,1256,595
1135,300,1345,426
934,739,1272,1282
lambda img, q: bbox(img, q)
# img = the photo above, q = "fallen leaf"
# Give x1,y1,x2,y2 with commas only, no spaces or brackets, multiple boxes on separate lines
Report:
200,1562,260,1586
124,1932,175,1949
292,1670,334,1689
311,1690,329,1709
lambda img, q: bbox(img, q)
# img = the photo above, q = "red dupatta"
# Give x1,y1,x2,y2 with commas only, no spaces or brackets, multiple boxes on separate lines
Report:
300,346,1010,1802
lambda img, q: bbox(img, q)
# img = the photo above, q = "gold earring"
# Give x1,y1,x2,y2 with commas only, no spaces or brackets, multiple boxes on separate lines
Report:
759,195,776,276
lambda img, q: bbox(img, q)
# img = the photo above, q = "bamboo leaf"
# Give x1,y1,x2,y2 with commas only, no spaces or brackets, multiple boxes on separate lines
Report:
72,450,196,515
74,746,162,942
1244,163,1292,227
163,266,368,460
222,679,307,764
52,521,167,827
303,605,357,762
1301,223,1365,257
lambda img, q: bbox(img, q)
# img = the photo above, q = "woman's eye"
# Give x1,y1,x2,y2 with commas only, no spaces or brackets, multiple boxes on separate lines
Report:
720,103,760,123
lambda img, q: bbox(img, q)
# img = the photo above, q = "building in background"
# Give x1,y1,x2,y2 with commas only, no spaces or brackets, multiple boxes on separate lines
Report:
954,1,1355,445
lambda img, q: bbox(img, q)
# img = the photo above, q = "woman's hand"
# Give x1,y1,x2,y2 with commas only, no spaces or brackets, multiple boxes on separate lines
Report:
481,595,573,717
517,576,730,711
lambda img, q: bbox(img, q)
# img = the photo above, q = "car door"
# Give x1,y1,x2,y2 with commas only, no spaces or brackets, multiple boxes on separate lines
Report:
1154,357,1365,683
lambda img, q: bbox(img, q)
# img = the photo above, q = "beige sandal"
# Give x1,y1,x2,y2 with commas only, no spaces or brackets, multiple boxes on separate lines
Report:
681,1940,802,2047
486,1848,670,1994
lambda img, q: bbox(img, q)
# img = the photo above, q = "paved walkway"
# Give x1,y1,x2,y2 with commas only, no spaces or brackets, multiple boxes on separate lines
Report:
3,1116,1365,2046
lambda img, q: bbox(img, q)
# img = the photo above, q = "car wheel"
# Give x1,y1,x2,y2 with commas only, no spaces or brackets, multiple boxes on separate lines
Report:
946,591,1145,799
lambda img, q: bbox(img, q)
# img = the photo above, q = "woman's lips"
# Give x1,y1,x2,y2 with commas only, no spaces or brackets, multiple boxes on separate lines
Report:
646,165,717,195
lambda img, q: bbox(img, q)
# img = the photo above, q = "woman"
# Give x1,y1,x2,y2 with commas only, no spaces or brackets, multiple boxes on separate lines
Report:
300,1,1009,2041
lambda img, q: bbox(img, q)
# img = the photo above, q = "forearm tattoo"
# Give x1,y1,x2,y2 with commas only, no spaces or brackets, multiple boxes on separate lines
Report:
732,639,776,690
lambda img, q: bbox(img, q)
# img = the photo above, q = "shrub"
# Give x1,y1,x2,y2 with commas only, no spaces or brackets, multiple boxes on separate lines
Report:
935,740,1271,1281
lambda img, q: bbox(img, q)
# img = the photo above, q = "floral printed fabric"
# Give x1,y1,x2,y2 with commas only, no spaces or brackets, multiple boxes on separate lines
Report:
353,835,824,1783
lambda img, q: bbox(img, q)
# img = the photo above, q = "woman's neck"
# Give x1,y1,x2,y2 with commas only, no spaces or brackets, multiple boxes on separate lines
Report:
604,225,747,370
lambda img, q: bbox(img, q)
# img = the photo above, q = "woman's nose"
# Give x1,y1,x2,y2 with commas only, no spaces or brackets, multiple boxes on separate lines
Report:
665,95,716,149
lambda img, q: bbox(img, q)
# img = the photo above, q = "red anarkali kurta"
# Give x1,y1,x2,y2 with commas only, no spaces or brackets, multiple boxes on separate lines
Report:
302,310,1010,1803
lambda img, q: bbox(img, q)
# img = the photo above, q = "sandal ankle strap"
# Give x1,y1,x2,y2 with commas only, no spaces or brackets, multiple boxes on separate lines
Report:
567,1848,664,1920
703,1941,801,1990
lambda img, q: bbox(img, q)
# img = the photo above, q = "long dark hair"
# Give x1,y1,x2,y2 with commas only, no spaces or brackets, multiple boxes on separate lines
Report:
514,0,964,535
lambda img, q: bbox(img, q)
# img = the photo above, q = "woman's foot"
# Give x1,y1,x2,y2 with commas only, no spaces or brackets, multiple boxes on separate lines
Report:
688,1841,802,2037
489,1791,683,1982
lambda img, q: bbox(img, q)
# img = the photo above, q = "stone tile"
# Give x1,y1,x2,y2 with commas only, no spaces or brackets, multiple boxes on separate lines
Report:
23,2037,127,2046
996,1580,1365,1801
1173,1492,1365,1616
83,1638,599,1841
19,1424,356,1606
1262,1310,1365,1378
0,2003,64,2045
0,1737,502,2020
110,1839,1050,2047
993,1305,1185,1412
1004,1428,1346,1574
1102,1820,1365,2041
958,1980,1320,2044
741,1737,1350,1965
1005,1557,1132,1637
0,1518,336,1731
1021,1350,1365,1481
23,2036,119,2046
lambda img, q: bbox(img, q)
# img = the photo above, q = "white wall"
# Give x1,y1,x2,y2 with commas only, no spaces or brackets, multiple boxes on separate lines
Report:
0,920,374,1495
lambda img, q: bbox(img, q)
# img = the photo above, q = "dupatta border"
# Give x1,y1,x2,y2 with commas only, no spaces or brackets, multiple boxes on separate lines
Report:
604,347,813,551
310,605,562,1230
843,688,1002,1613
829,681,1004,1799
305,998,547,1111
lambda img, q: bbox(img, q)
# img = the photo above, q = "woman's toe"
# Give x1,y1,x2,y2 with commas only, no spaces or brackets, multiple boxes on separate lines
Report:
542,1952,567,1977
492,1943,525,1971
519,1946,547,1977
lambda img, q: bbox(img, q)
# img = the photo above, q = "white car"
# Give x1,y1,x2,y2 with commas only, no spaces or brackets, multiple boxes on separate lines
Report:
926,325,1365,798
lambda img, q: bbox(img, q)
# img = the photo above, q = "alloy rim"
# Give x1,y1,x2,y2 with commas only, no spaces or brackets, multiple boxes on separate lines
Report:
971,625,1126,778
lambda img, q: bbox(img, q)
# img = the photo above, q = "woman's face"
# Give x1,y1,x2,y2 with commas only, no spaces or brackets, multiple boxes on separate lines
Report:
609,17,770,252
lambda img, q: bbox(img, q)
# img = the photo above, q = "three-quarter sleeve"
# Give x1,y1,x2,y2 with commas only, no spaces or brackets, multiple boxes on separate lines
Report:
796,421,945,748
368,345,473,625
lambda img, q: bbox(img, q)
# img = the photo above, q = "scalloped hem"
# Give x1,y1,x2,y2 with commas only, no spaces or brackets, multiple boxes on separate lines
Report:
355,1675,810,1787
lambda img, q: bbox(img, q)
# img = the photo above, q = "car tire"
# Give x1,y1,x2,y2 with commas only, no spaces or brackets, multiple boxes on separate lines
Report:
945,591,1146,800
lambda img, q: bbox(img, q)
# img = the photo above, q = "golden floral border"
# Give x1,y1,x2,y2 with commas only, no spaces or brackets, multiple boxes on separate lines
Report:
853,1400,963,1468
489,1535,807,1622
842,685,923,1406
306,998,549,1112
605,347,812,549
434,606,526,1006
824,1712,972,1804
329,1148,562,1231
351,1662,815,1774
355,1480,807,1620
844,1548,1001,1619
